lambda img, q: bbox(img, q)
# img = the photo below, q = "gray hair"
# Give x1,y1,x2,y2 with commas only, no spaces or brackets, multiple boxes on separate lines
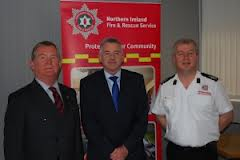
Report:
99,37,123,54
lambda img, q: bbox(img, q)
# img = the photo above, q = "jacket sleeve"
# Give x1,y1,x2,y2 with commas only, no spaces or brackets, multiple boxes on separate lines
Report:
123,75,149,154
4,93,25,160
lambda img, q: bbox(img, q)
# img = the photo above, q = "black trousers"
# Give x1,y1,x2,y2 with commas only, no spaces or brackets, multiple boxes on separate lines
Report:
166,141,218,160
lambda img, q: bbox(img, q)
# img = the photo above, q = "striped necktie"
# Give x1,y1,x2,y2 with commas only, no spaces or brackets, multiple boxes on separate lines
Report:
49,87,64,114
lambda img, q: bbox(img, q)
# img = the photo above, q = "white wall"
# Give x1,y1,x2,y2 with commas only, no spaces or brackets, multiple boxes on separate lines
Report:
201,0,240,98
201,0,240,126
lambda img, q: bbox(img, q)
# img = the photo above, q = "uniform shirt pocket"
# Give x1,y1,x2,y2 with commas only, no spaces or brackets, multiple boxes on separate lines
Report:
188,94,214,112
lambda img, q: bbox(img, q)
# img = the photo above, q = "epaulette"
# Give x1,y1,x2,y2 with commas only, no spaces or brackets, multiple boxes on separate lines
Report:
201,72,218,81
161,74,175,85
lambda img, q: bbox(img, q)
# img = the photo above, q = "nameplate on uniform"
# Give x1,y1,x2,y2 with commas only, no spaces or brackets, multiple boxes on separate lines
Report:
198,84,211,95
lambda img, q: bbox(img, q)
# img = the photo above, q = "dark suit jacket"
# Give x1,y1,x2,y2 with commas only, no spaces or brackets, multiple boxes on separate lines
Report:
80,69,148,160
4,80,84,160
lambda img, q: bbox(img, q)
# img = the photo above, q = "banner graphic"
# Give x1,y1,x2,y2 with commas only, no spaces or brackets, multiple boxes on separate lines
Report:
60,1,161,159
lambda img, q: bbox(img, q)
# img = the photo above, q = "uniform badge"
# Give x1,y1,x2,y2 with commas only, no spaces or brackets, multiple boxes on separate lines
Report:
67,4,103,39
198,84,211,95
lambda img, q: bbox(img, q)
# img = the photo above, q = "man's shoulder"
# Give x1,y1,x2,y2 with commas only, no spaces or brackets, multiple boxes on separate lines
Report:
81,70,102,83
121,69,143,79
58,83,76,96
8,82,34,101
58,83,73,90
200,72,219,82
161,74,176,85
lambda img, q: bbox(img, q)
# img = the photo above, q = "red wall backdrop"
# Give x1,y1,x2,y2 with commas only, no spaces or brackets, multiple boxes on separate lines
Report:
60,1,161,159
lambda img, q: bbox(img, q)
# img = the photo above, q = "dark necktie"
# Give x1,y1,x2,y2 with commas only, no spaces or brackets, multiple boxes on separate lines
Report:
109,76,119,112
49,87,64,114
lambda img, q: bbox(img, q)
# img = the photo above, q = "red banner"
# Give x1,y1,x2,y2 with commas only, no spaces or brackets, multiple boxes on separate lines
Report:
61,1,161,159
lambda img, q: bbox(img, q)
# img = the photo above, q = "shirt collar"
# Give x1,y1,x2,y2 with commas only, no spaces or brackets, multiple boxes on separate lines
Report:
104,69,121,81
35,78,59,91
175,71,201,85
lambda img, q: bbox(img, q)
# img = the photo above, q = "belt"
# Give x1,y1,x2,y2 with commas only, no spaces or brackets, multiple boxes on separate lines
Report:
168,141,217,151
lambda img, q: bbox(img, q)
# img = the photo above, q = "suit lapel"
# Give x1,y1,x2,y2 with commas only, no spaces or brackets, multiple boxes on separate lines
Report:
59,84,71,113
119,69,127,94
119,70,128,110
99,69,128,113
99,69,112,98
98,70,117,112
30,80,57,115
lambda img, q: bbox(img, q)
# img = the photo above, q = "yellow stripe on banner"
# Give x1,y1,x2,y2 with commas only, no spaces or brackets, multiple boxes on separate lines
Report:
150,53,161,58
139,57,151,62
62,59,75,64
88,58,99,63
75,54,89,59
126,53,139,58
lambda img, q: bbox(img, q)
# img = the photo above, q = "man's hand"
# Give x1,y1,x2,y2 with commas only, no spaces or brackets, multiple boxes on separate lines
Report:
110,145,128,160
157,115,167,129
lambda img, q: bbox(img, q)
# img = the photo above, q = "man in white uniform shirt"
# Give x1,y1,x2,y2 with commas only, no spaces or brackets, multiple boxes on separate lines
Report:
152,38,233,160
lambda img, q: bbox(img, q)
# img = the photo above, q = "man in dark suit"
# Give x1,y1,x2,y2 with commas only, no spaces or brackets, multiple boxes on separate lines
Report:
4,41,84,160
80,37,149,160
